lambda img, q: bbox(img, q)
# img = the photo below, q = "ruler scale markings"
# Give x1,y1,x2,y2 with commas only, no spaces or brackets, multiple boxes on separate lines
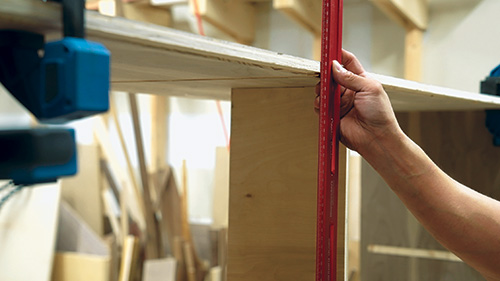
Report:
316,0,343,280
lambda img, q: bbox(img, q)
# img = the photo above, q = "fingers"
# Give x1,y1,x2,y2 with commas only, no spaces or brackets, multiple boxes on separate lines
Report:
341,49,366,76
332,60,370,93
340,89,355,118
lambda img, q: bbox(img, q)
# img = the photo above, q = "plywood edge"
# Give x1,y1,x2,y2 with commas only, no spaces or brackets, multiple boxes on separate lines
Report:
373,73,500,111
85,14,316,74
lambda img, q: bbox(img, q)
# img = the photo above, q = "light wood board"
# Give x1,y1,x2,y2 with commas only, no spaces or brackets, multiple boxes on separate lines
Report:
52,253,110,281
2,1,500,111
228,87,318,281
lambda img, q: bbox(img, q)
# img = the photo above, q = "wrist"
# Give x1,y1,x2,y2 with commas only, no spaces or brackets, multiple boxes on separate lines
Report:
357,124,407,161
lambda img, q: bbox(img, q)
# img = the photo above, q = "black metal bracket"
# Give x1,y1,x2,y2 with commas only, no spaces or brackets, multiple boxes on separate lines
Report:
44,0,85,38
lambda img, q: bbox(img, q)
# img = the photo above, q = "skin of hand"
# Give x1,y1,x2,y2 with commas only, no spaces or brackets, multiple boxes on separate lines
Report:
314,49,403,155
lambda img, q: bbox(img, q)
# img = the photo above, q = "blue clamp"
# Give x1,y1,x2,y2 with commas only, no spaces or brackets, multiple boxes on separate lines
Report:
482,65,500,146
0,128,77,185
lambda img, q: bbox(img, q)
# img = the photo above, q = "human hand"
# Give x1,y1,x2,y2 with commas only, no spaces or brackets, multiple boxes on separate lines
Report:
314,50,402,155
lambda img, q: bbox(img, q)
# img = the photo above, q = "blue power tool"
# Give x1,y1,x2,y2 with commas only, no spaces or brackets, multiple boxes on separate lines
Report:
0,0,110,185
481,65,500,146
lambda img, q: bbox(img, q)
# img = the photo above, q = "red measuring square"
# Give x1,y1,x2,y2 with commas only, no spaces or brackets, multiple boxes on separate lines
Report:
316,0,343,280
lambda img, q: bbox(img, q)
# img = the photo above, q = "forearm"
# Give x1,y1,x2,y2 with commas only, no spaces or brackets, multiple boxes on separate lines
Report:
359,127,500,280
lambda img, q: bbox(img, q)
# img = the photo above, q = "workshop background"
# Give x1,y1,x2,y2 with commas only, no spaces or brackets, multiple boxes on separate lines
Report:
1,0,500,280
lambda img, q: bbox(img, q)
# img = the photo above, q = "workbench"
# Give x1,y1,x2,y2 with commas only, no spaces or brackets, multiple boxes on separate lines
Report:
2,1,500,280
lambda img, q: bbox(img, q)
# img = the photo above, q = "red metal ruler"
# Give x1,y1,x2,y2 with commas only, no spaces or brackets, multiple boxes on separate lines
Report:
316,0,343,280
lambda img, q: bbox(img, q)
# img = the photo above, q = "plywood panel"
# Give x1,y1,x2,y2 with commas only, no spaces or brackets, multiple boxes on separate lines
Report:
228,87,318,281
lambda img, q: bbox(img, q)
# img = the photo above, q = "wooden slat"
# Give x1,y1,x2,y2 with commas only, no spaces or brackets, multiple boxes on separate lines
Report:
2,1,500,111
228,87,318,281
189,0,256,44
367,245,462,262
129,93,161,259
370,0,427,30
273,0,322,35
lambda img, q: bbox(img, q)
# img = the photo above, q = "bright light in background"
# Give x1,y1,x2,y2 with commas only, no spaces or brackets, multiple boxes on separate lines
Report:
0,84,32,129
168,97,231,222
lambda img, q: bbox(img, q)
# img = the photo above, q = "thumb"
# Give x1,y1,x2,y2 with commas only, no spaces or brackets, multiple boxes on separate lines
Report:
332,60,368,92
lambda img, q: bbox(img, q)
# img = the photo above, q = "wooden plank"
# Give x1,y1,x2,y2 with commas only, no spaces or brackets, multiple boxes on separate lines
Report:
143,258,177,281
0,1,317,99
189,0,256,44
372,73,500,111
370,0,427,30
228,87,318,281
119,235,141,281
0,182,61,281
2,2,500,111
150,95,168,175
404,28,423,82
273,0,322,35
109,93,141,204
212,147,229,229
129,93,161,259
367,245,462,262
0,0,500,111
52,253,110,281
94,117,146,233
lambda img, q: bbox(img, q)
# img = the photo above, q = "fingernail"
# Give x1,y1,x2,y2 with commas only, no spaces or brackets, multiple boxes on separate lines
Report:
333,60,346,73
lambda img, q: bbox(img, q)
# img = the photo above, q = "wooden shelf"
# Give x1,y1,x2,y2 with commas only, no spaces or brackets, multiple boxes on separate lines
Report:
2,1,500,111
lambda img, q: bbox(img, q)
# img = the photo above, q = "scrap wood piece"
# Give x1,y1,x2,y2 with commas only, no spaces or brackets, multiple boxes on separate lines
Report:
183,242,197,281
101,159,121,205
54,203,111,280
129,93,162,259
150,95,168,182
102,187,124,244
94,116,146,233
173,236,187,281
119,235,141,281
367,244,462,262
52,252,111,281
0,182,61,281
157,166,207,281
142,257,177,281
109,93,141,209
157,167,183,254
180,161,208,281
